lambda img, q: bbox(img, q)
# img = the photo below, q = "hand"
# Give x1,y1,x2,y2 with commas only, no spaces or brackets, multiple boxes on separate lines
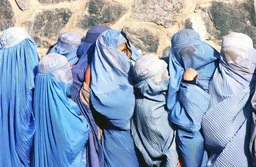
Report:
183,68,198,81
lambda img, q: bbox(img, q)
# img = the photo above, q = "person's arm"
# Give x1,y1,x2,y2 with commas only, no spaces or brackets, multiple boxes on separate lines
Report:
85,64,91,86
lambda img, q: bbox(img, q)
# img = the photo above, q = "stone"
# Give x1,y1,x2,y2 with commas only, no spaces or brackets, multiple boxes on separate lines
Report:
161,46,171,58
15,0,30,10
78,0,127,29
0,0,15,31
123,27,160,53
200,0,256,47
132,0,184,27
31,36,51,48
30,8,72,43
38,0,71,4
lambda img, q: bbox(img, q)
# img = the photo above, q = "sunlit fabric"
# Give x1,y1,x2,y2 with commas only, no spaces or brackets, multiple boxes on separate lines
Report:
90,29,140,167
49,32,82,65
0,27,39,167
32,53,89,167
167,29,219,167
71,26,110,167
131,55,178,167
202,32,256,167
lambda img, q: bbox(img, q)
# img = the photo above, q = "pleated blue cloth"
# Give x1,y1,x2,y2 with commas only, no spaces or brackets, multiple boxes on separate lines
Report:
131,55,179,167
250,92,256,166
71,26,110,167
0,27,39,167
72,26,110,100
90,29,140,167
32,53,89,167
167,29,219,167
49,32,82,65
202,32,256,167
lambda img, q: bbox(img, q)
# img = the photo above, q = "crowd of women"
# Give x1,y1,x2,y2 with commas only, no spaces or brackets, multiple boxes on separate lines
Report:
0,25,256,167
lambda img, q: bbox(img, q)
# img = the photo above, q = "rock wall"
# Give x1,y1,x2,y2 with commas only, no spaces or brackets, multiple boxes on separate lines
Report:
1,0,256,58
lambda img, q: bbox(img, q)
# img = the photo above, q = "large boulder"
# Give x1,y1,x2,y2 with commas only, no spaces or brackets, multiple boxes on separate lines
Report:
29,8,72,47
132,0,184,27
78,0,127,29
0,0,15,31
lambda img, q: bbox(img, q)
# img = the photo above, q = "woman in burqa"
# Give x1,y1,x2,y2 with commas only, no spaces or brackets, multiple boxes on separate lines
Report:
131,55,179,167
202,32,256,166
90,29,141,167
71,25,110,167
0,27,39,167
32,53,89,167
167,29,219,167
49,32,83,66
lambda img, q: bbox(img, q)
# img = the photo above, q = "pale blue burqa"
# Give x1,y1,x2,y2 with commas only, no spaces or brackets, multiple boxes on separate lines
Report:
0,27,39,167
167,29,219,167
49,32,82,65
131,55,179,167
90,29,140,167
32,53,89,167
202,32,256,167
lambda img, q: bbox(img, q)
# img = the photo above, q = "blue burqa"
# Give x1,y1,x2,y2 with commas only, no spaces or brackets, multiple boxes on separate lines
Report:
90,29,140,167
32,53,89,167
0,27,39,167
131,55,179,167
49,32,82,66
71,25,110,167
167,29,219,167
202,32,256,166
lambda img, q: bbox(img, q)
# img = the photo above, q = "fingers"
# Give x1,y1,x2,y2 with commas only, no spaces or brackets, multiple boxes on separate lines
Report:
183,68,199,81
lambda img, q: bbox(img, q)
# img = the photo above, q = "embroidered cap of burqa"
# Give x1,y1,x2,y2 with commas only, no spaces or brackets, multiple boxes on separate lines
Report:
167,29,219,167
49,32,82,66
0,27,39,167
90,29,140,167
131,55,179,167
32,53,89,167
202,32,256,167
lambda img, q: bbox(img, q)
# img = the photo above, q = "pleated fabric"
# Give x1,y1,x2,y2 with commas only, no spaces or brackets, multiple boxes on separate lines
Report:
167,29,219,167
90,29,140,167
131,55,179,167
202,32,256,167
32,53,89,167
0,27,39,167
71,26,110,167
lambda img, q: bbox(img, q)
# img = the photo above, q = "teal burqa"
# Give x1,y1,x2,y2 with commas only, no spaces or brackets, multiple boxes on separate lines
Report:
32,53,89,167
0,27,39,167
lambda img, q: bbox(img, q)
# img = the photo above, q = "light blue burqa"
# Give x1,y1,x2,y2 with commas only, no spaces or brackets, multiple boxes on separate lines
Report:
202,32,256,167
167,29,219,167
90,29,140,167
131,55,178,167
0,27,39,167
49,32,82,65
32,53,89,167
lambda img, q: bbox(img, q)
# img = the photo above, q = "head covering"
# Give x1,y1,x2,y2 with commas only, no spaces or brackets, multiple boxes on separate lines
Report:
32,53,89,167
202,32,256,166
49,32,82,65
90,29,140,167
71,25,110,167
167,29,219,167
131,55,178,166
72,26,110,100
133,54,168,84
0,27,39,167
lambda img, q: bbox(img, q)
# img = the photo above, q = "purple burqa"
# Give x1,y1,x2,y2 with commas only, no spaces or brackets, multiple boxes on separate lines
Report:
71,26,110,167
